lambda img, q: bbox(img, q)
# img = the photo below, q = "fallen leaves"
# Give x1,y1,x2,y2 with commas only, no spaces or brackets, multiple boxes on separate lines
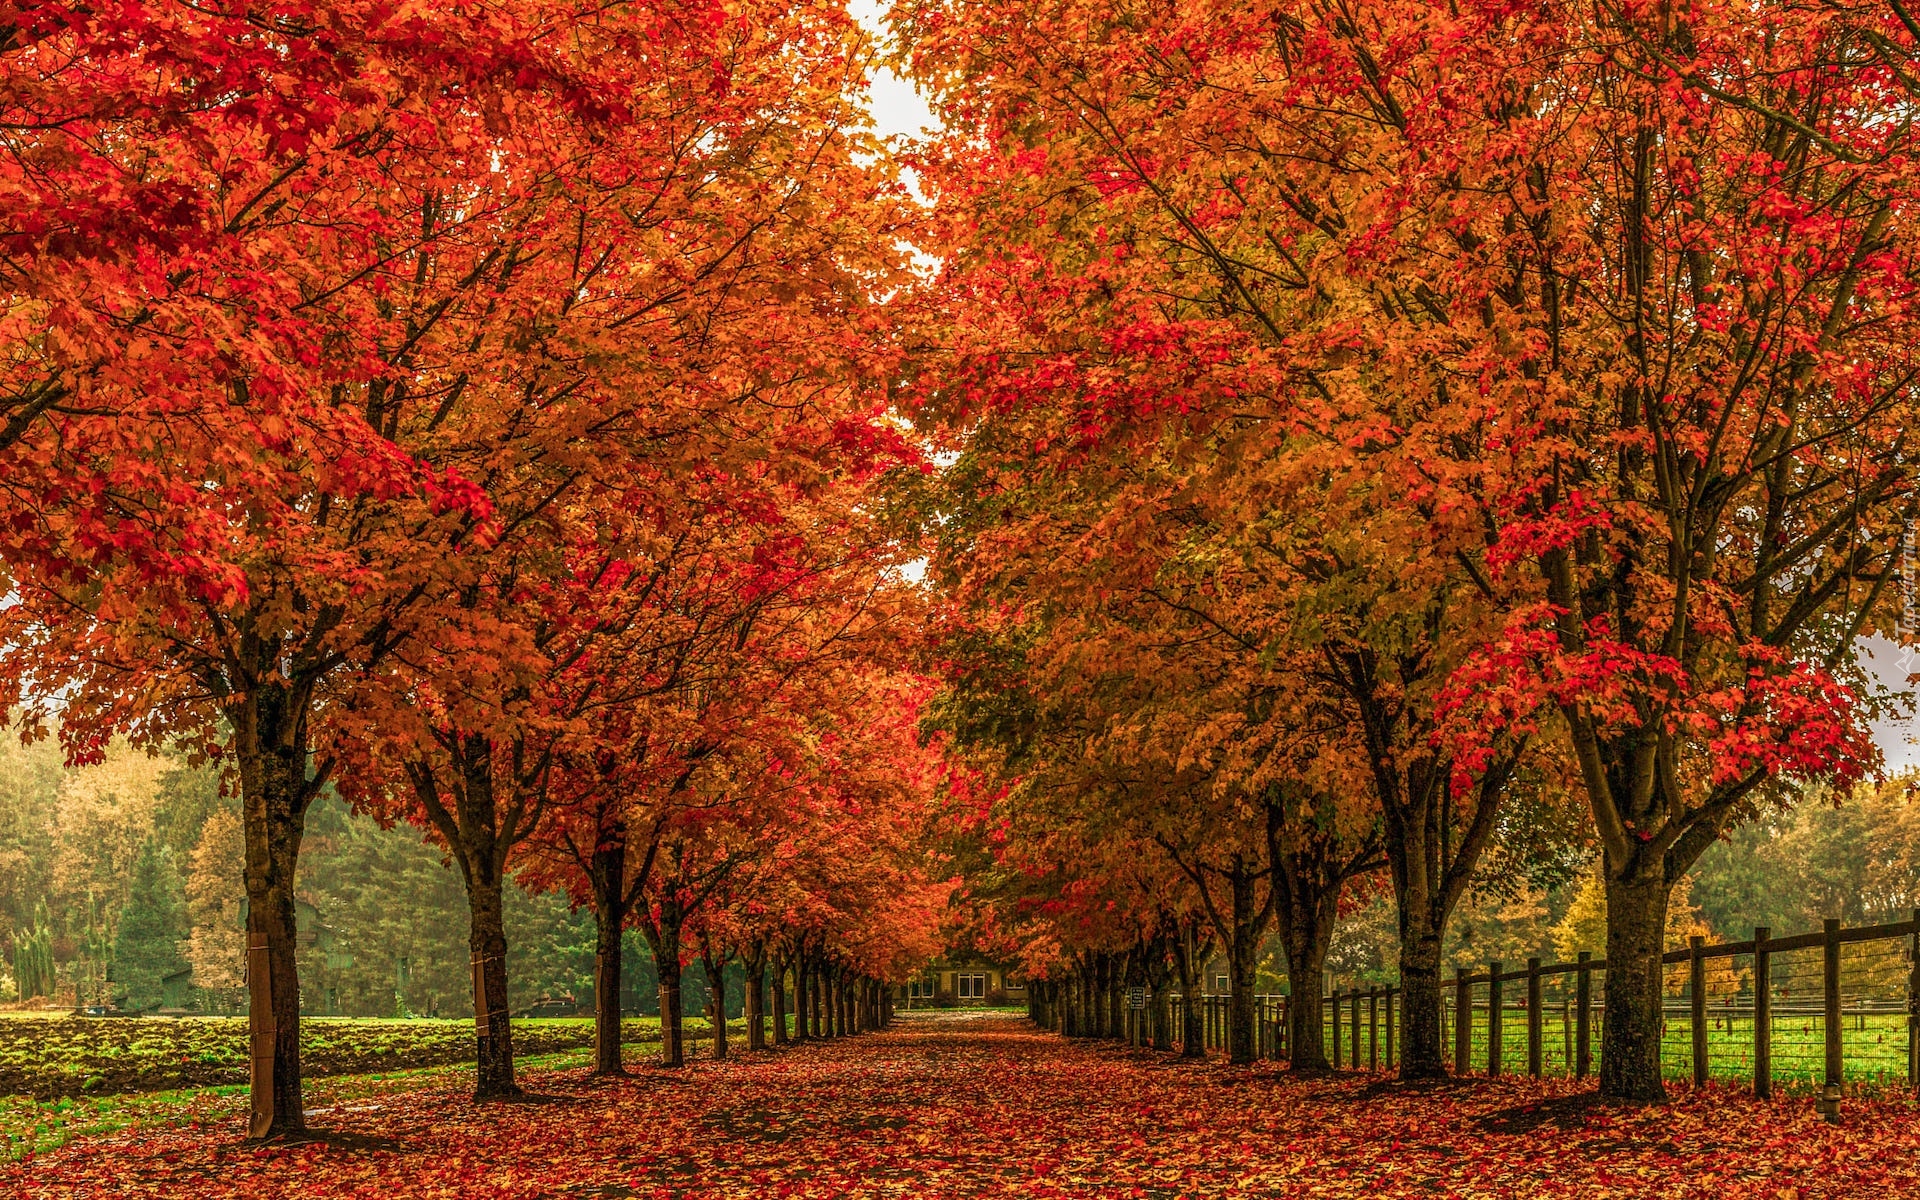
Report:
12,1014,1919,1199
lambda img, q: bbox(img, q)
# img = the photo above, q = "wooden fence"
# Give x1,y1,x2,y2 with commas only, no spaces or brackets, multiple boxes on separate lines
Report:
1126,911,1920,1101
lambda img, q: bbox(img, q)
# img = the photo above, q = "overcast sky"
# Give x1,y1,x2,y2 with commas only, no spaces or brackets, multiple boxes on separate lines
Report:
851,1,938,141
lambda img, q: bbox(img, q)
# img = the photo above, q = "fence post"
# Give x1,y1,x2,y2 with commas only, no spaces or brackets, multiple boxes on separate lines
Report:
1386,986,1395,1069
1350,984,1361,1069
1822,917,1843,1122
1754,926,1771,1099
1527,957,1543,1078
1487,961,1504,1077
1454,968,1471,1076
1369,987,1379,1070
1908,910,1918,1099
1575,951,1592,1079
1331,988,1342,1068
1690,934,1708,1088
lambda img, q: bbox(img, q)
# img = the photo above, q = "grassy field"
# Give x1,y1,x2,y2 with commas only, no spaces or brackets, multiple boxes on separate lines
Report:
0,1012,747,1100
0,1043,614,1161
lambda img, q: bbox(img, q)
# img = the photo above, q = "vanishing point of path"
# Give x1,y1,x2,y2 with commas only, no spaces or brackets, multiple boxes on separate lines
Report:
13,1012,1915,1198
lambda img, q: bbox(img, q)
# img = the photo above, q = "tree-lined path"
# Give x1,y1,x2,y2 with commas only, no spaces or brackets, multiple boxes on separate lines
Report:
13,1014,1915,1198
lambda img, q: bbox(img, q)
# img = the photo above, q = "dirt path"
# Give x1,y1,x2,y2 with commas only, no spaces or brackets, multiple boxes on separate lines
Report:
13,1012,1916,1198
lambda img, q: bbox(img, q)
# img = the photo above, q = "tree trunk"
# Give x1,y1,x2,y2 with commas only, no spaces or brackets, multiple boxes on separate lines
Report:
1279,905,1336,1072
771,955,790,1045
814,960,829,1036
1225,869,1269,1066
1398,934,1446,1081
233,678,314,1140
467,873,520,1099
1099,957,1114,1037
1336,648,1508,1082
589,839,627,1076
702,948,729,1060
646,915,685,1067
1145,944,1174,1052
745,947,767,1050
1172,933,1205,1059
1599,868,1671,1101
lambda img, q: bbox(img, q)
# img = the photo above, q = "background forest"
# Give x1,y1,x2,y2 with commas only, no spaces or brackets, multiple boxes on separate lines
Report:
0,732,732,1019
1318,777,1920,992
7,715,1913,1018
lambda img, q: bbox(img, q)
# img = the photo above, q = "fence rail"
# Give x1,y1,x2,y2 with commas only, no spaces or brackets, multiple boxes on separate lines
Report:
1087,910,1920,1105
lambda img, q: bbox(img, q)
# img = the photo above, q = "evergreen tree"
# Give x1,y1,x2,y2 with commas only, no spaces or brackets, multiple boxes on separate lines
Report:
12,901,53,1000
110,840,188,1010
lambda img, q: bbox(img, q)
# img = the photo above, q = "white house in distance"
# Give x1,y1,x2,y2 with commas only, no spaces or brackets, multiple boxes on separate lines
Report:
896,956,1027,1007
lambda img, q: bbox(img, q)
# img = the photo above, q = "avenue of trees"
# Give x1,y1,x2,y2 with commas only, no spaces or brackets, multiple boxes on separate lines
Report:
903,0,1920,1105
0,0,947,1137
0,0,1917,1140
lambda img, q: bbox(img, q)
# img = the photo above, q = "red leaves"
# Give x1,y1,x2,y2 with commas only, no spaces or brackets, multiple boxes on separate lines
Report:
14,1017,1920,1198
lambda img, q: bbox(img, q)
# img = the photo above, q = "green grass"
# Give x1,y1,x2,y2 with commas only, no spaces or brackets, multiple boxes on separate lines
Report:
0,1020,750,1161
1310,1007,1915,1087
0,1013,759,1100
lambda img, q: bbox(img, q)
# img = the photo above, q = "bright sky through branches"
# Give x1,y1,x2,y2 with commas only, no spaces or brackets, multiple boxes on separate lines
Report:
850,1,939,140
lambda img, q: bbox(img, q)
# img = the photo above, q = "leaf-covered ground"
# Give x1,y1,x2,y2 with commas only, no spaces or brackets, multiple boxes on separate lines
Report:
13,1012,1918,1198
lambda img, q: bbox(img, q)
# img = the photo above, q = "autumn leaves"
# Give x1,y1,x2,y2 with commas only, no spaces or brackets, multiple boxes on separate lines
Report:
0,0,1916,1149
902,0,1920,1101
0,0,941,1135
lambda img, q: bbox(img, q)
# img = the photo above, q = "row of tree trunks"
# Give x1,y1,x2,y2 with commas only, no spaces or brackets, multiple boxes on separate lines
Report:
1033,951,1160,1046
778,948,891,1044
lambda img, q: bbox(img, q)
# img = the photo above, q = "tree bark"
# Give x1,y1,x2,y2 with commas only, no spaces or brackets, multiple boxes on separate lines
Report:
1278,900,1336,1071
1599,867,1670,1101
702,947,729,1060
408,732,534,1101
233,678,319,1140
1399,951,1444,1079
467,872,520,1098
1145,940,1175,1052
644,912,685,1067
1267,792,1377,1073
1172,929,1206,1059
814,960,829,1036
745,946,767,1050
771,954,790,1045
589,838,627,1076
1325,646,1513,1082
1098,956,1113,1036
1224,868,1270,1065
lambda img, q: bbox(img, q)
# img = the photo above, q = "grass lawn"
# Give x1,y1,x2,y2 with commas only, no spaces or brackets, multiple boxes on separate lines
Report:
1313,1007,1915,1088
0,1018,750,1161
0,1012,749,1102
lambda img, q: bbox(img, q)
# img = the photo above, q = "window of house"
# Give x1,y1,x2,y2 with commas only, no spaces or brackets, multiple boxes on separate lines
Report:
958,974,986,1000
1215,975,1229,994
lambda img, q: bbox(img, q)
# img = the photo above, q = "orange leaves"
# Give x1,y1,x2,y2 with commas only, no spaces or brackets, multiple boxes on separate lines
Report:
16,1016,1920,1198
